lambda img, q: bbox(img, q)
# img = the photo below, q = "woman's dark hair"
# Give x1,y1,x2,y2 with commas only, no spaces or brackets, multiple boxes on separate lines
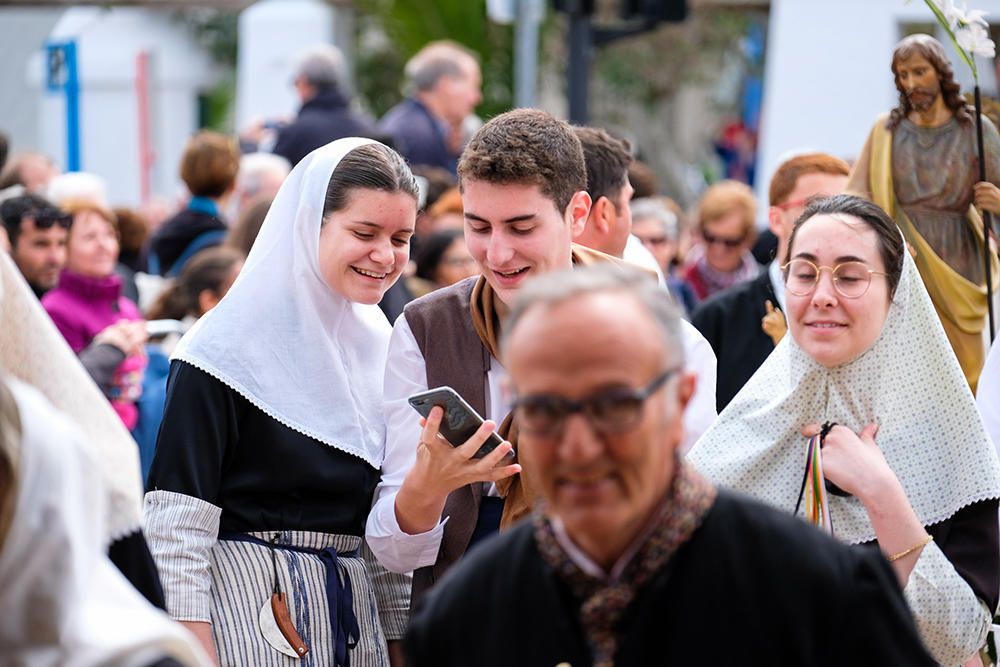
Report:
784,194,905,299
146,246,245,320
415,228,465,282
321,143,419,220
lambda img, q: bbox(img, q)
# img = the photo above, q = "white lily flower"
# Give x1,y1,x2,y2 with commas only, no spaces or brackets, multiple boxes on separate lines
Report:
956,1,989,26
956,21,996,58
934,0,963,29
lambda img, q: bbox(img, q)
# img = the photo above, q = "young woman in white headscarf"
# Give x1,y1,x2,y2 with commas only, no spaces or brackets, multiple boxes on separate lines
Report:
144,138,418,666
689,195,1000,667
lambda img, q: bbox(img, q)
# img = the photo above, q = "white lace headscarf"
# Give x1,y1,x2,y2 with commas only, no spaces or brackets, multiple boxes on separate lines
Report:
688,251,1000,544
0,377,211,666
173,137,405,468
0,252,142,541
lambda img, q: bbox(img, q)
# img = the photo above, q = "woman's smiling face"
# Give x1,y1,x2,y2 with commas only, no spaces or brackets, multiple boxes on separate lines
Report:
785,213,892,368
318,188,416,304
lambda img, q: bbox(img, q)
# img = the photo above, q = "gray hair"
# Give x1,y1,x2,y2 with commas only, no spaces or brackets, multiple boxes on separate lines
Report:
404,41,478,94
237,153,291,200
501,264,685,367
295,44,345,92
629,197,678,241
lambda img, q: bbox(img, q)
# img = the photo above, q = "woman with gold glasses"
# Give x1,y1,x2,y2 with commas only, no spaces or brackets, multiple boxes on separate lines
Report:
690,195,1000,666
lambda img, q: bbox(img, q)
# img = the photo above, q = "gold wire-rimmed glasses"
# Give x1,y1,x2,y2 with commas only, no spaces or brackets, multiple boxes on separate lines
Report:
781,259,888,299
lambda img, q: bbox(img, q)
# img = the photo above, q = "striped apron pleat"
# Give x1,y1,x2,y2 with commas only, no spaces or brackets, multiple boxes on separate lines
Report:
208,530,390,667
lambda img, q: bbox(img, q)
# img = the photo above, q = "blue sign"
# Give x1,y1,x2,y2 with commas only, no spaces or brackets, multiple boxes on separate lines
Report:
44,40,81,172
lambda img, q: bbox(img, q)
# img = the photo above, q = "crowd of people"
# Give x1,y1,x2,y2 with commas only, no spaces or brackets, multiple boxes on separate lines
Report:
2,31,1000,667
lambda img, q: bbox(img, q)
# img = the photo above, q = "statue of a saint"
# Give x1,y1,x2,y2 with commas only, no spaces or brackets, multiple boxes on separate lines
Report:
849,34,1000,392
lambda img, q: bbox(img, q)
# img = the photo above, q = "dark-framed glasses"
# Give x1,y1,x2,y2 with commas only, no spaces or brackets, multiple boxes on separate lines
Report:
781,258,887,299
510,367,682,438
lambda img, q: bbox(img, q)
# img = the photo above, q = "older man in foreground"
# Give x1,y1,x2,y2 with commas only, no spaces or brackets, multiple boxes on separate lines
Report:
404,264,935,667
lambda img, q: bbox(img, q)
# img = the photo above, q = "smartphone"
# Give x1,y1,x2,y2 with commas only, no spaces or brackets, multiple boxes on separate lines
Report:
145,319,187,337
408,386,506,459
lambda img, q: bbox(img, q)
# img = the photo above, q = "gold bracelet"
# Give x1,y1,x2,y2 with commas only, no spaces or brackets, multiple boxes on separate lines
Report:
887,535,934,562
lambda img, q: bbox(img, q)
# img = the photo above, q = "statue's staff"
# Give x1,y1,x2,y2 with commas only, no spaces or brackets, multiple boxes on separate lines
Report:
974,86,996,340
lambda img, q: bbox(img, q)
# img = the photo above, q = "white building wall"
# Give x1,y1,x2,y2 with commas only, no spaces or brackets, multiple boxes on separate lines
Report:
757,0,1000,212
31,7,217,206
235,0,357,131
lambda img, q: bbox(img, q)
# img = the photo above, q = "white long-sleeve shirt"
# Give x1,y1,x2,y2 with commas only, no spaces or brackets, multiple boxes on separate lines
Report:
365,313,718,574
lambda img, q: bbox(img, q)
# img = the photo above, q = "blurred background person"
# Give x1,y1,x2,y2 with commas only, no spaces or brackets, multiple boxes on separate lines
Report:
0,151,58,195
42,202,147,432
408,228,477,298
147,245,245,331
379,41,482,175
425,186,464,231
47,171,140,303
269,45,380,167
225,195,272,258
411,166,456,241
232,152,289,220
137,246,246,482
0,193,69,298
114,206,152,273
149,131,240,277
627,159,659,200
630,197,696,316
682,179,759,302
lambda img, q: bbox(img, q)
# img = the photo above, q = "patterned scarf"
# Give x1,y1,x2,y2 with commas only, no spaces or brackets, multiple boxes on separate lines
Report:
469,244,651,529
534,462,717,667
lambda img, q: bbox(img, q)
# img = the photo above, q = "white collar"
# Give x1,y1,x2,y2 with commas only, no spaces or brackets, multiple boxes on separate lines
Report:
549,513,659,584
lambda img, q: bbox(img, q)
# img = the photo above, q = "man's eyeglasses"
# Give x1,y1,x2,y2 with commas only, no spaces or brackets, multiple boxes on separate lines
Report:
25,209,71,230
510,367,682,439
781,259,887,299
702,230,745,249
637,235,669,247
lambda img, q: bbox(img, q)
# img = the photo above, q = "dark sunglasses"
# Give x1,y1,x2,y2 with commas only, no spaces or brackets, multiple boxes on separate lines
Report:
702,230,745,248
510,367,681,439
25,209,72,230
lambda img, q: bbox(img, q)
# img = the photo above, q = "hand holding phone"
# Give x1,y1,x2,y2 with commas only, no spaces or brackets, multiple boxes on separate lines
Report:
408,386,506,459
394,386,521,537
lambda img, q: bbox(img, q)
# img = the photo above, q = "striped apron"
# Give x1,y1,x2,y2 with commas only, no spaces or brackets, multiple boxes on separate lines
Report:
209,530,390,667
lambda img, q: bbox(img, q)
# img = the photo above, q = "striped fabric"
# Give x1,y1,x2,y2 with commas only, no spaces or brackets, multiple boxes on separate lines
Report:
145,490,410,666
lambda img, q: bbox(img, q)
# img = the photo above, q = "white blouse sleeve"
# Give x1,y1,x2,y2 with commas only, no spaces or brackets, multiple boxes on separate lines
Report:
143,490,221,622
903,541,992,666
679,319,718,453
365,316,448,574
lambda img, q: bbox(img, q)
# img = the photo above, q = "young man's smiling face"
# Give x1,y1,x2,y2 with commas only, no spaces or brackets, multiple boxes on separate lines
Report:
461,179,589,307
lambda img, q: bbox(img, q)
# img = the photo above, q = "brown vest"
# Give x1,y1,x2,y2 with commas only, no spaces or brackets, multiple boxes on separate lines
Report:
403,276,491,607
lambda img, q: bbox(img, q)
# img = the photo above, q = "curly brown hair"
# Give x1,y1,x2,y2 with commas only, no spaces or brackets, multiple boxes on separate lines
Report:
457,108,585,215
888,34,974,131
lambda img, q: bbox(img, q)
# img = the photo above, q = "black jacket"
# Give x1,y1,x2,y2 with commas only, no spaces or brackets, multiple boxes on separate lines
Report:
148,207,226,277
405,490,937,667
273,89,379,167
692,270,778,412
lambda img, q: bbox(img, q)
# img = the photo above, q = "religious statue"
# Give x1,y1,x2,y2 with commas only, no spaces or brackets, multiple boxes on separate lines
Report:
848,33,1000,392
